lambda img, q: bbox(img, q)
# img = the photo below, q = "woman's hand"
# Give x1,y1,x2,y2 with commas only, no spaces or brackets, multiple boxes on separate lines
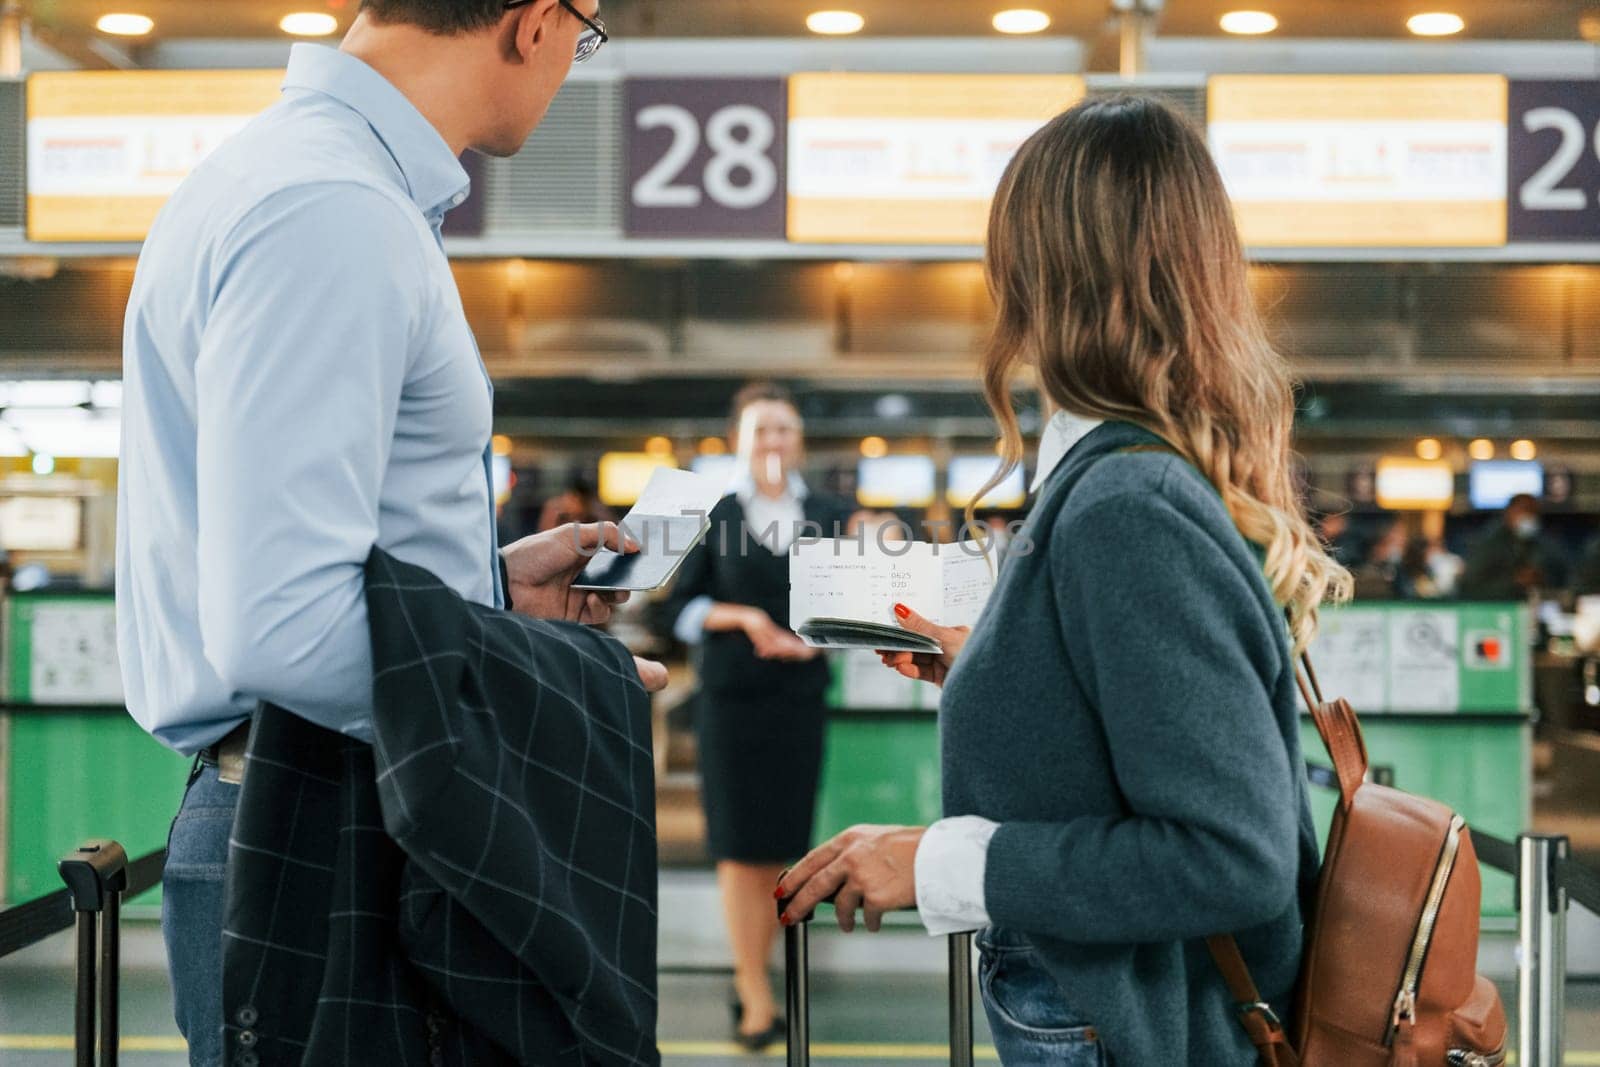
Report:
775,825,925,933
877,604,969,687
743,607,819,662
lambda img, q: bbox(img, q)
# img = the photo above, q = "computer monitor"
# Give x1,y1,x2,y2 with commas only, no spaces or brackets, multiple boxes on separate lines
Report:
1469,461,1543,511
856,456,936,508
946,456,1027,509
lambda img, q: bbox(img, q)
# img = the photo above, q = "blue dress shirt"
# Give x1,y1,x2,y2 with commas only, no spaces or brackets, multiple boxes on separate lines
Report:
118,44,502,754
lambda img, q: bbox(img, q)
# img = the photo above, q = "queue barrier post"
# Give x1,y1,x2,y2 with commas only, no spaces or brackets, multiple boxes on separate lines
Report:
1517,833,1569,1067
57,839,129,1067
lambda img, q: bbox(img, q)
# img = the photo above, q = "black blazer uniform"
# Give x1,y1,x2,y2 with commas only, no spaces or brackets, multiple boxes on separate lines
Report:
664,489,853,862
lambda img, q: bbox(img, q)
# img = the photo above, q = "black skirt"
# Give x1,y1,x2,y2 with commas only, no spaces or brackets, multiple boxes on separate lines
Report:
695,687,826,863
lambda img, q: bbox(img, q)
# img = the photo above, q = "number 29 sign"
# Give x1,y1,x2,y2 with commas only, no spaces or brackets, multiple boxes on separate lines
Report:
1509,80,1600,243
625,78,787,238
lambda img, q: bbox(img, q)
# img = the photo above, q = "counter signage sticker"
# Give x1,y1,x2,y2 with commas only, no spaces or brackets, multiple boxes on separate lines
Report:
1387,610,1460,712
17,600,124,705
1307,608,1388,711
1508,80,1600,243
624,78,787,238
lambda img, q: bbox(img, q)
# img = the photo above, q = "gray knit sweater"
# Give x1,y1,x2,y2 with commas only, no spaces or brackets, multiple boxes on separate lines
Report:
941,421,1319,1065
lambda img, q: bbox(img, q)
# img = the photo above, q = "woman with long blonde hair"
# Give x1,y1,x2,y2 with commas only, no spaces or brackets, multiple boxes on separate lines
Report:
778,95,1350,1064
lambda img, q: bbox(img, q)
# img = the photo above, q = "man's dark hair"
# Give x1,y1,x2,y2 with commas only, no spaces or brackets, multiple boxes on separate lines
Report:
360,0,511,34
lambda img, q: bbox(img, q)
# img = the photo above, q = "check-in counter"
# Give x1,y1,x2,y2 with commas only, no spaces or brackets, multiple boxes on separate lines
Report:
0,590,188,905
814,602,1532,919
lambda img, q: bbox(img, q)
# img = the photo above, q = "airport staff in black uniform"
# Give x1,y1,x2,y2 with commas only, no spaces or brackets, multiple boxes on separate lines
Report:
665,382,852,1051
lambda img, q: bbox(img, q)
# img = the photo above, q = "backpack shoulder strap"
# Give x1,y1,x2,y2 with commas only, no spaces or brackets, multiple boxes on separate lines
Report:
1205,936,1301,1066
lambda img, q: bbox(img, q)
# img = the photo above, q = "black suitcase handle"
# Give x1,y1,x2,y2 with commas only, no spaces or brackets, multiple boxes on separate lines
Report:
778,896,975,1067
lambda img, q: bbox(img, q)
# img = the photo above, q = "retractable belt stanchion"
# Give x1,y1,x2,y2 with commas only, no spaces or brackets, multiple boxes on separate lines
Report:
57,839,129,1067
1517,833,1569,1067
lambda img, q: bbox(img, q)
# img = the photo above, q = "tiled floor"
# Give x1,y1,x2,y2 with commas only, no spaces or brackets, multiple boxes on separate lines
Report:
2,924,1599,1065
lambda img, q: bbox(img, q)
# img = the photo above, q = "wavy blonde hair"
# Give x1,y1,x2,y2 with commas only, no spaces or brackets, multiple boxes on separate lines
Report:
972,95,1350,654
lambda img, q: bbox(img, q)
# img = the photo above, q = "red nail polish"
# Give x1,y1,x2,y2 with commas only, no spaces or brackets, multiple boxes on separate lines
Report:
773,885,785,900
893,603,910,619
779,912,791,926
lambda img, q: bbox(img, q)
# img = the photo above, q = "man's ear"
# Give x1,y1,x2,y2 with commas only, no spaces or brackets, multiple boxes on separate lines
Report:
507,0,561,63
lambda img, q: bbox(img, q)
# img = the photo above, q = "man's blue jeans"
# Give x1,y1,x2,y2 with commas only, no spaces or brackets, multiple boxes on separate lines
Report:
162,760,240,1066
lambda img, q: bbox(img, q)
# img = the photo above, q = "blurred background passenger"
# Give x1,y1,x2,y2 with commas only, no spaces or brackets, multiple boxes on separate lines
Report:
1460,493,1568,600
1316,509,1367,569
661,382,853,1050
1352,517,1407,599
536,473,609,532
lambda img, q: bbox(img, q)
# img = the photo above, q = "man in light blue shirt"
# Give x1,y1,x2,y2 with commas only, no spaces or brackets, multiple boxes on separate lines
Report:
115,1,648,1060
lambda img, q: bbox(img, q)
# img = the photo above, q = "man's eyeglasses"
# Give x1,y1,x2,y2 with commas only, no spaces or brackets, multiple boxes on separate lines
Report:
503,0,608,63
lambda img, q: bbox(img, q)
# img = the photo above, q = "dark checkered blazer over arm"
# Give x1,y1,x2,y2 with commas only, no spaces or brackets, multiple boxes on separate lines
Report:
221,547,660,1066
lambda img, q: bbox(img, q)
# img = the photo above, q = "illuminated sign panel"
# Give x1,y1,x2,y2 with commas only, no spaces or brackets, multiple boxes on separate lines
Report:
26,70,283,242
1376,459,1456,511
1208,75,1509,247
787,73,1086,244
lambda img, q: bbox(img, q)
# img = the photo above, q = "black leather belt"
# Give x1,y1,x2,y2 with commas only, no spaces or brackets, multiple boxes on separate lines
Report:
198,720,250,784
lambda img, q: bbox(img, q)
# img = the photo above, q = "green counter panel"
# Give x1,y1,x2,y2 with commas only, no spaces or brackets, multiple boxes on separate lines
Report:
815,713,1529,920
1300,717,1528,918
813,715,942,842
4,712,191,905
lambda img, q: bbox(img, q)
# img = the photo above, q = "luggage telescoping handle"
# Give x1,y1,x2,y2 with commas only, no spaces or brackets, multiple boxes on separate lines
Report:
778,894,975,1067
58,840,129,1067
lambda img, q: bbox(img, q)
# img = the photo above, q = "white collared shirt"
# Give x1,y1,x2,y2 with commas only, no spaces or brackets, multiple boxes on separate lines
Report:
915,411,1103,936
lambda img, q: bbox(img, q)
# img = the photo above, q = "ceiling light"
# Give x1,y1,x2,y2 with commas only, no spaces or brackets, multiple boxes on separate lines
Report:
1407,12,1465,36
95,13,155,36
1220,10,1278,34
1468,439,1495,461
280,12,339,36
698,437,727,456
1510,439,1538,461
1416,438,1443,462
806,10,865,35
860,436,889,459
993,9,1051,34
645,436,674,457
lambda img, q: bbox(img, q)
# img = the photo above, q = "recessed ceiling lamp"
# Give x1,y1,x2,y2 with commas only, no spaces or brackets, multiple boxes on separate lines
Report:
1220,10,1278,35
993,9,1051,34
280,12,340,36
1407,12,1465,36
96,13,154,35
806,10,865,35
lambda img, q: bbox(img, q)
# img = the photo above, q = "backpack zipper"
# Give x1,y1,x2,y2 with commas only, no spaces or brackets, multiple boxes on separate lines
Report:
1446,1050,1506,1067
1385,814,1467,1045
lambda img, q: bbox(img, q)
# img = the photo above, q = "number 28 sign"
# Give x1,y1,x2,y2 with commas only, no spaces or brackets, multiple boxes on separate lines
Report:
625,78,787,238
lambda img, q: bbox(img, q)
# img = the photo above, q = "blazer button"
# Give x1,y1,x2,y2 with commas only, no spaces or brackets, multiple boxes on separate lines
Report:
236,1006,259,1027
237,1029,258,1048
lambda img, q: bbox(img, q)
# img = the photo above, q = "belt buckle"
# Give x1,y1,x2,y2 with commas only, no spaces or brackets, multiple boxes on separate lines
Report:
217,745,245,785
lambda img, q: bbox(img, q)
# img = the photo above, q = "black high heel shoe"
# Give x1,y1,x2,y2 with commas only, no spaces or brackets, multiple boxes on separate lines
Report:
729,996,786,1052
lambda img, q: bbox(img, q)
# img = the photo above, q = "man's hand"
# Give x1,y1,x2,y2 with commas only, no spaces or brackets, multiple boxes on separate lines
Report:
776,825,925,933
501,522,636,623
633,656,669,693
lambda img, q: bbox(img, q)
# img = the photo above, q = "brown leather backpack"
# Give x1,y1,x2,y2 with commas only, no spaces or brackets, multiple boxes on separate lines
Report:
1207,657,1509,1067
